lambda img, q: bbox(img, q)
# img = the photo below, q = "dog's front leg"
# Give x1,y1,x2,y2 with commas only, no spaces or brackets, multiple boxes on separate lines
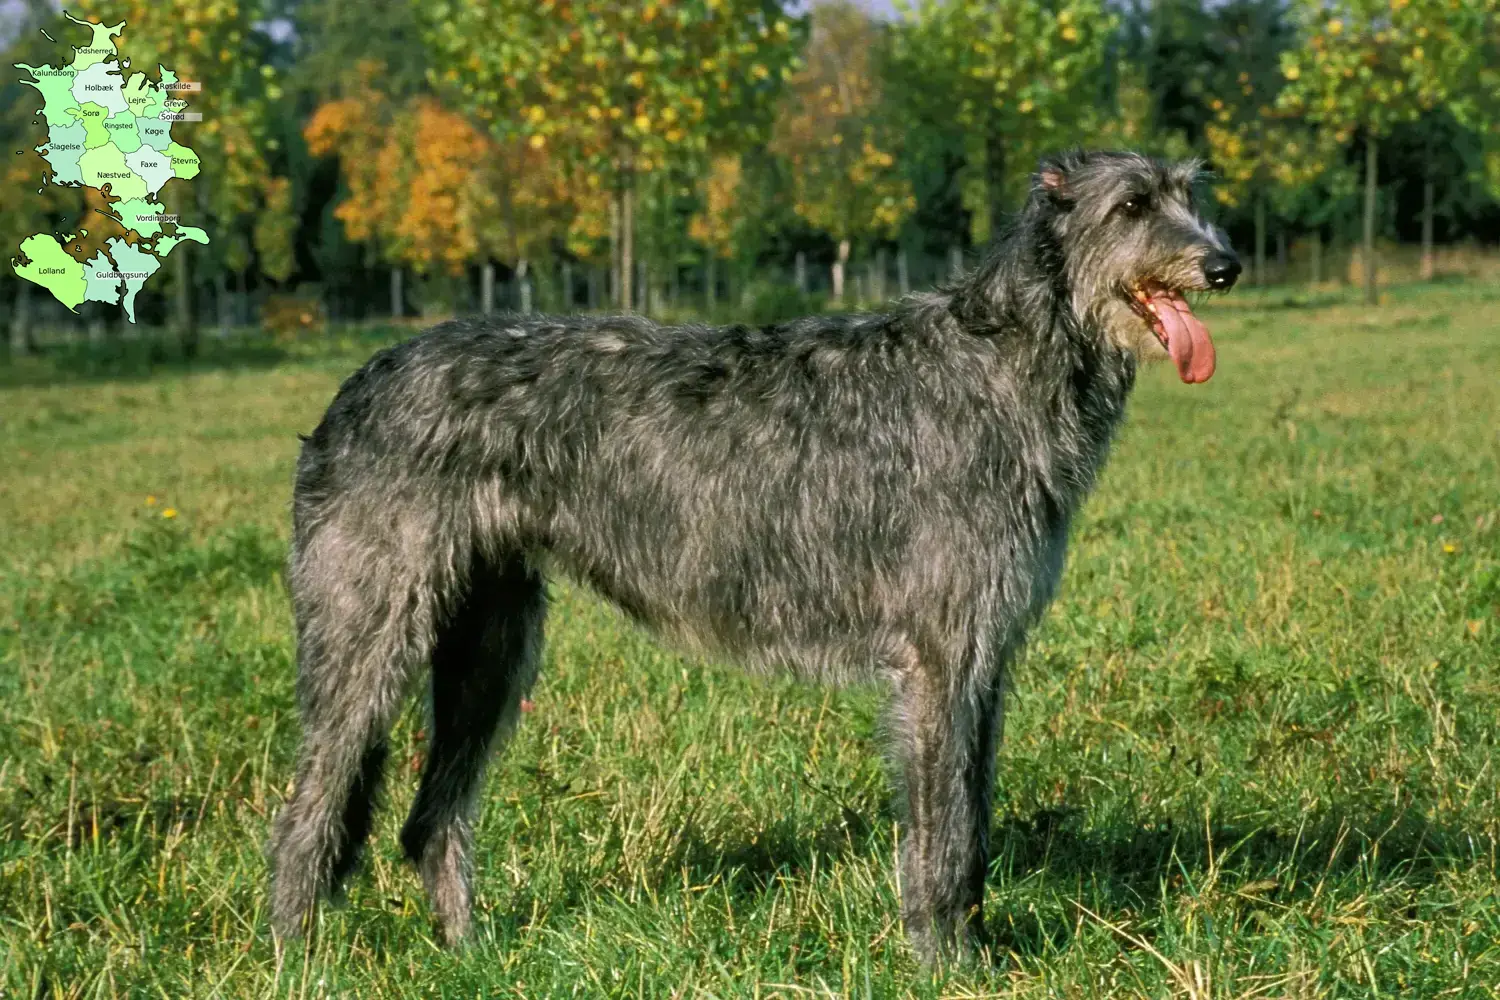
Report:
890,662,1004,965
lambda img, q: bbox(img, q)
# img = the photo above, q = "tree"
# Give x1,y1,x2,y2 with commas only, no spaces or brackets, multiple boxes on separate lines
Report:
290,0,429,103
689,154,744,262
1119,0,1225,151
466,139,579,313
421,0,803,312
306,63,575,316
1205,98,1333,285
1423,1,1500,275
1173,0,1294,283
688,154,744,309
769,1,914,301
1094,61,1197,160
892,0,1115,245
254,176,297,286
1278,0,1491,303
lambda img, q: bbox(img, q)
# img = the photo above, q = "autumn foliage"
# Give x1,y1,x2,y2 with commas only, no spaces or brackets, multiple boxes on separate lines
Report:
305,64,578,276
769,2,913,252
688,155,744,261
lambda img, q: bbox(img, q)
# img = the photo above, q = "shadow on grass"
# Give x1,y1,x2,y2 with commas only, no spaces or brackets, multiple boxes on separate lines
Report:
642,798,1490,961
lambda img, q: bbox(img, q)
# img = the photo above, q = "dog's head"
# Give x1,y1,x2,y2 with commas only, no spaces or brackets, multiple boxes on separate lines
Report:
1033,150,1240,384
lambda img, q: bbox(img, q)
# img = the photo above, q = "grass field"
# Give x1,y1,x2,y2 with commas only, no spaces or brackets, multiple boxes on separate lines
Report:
2,282,1498,998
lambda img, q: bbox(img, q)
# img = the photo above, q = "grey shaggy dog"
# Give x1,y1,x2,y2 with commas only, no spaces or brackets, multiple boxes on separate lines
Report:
267,150,1241,962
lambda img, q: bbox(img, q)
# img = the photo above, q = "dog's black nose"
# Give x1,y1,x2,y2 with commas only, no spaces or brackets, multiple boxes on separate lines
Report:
1204,252,1241,290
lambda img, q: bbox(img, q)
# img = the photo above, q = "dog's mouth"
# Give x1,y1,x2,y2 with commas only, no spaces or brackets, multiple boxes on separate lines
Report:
1125,280,1216,384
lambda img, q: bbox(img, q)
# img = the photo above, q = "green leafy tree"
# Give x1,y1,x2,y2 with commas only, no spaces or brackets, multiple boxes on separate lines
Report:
422,0,803,311
892,0,1115,245
1278,0,1493,302
291,0,429,102
1422,1,1500,276
1095,61,1196,159
769,1,914,301
1119,0,1225,150
688,154,744,309
253,176,297,285
1205,93,1333,284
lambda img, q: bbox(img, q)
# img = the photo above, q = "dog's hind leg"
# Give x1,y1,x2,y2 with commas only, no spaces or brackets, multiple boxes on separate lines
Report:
267,519,446,941
890,650,1006,965
400,554,546,945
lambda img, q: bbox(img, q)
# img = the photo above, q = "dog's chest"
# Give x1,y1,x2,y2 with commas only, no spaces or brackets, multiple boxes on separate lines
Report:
994,359,1130,624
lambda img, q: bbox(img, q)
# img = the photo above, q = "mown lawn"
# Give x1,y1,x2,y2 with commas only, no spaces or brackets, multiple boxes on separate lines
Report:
1,282,1498,998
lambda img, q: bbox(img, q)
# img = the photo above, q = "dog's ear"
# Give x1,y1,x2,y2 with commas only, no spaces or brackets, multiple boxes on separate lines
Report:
1036,160,1074,210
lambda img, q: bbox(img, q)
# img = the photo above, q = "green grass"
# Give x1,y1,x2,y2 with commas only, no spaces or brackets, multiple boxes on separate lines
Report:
2,282,1498,998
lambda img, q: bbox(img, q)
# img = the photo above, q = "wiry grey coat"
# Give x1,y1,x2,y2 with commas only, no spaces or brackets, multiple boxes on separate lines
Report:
268,150,1238,962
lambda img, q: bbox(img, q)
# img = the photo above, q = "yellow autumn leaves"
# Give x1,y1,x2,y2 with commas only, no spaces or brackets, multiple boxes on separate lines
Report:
305,63,578,277
770,2,914,245
688,156,743,260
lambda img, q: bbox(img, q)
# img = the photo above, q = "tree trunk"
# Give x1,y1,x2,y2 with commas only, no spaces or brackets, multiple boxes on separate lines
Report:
1363,135,1379,305
175,246,197,359
669,261,679,309
609,194,621,309
897,248,910,296
1276,227,1287,284
706,257,717,313
620,173,635,313
1253,193,1266,287
1421,139,1435,281
481,261,495,315
588,265,601,310
390,266,403,318
794,251,807,294
215,269,230,338
635,259,647,317
9,280,30,356
949,244,964,281
873,247,888,303
985,131,1006,244
832,238,850,303
561,262,574,312
1309,230,1322,286
517,258,531,314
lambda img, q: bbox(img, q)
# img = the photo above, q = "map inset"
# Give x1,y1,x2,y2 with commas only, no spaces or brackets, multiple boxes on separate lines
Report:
11,12,208,322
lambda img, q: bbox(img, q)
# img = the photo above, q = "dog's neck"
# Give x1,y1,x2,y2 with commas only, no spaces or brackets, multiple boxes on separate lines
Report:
921,203,1137,507
947,204,1135,394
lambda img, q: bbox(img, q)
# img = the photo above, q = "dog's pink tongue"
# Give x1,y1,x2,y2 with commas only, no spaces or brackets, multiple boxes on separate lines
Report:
1150,291,1215,383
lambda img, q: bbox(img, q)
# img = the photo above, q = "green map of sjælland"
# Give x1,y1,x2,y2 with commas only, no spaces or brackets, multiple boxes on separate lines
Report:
11,12,208,322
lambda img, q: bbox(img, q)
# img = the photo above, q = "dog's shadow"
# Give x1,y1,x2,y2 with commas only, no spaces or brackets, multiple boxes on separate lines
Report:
646,802,1478,959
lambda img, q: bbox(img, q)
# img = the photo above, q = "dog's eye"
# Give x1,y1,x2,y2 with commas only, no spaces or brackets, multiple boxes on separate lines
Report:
1120,196,1149,217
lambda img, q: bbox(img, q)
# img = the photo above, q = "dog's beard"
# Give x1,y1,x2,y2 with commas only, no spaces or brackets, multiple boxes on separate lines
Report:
1098,299,1167,358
